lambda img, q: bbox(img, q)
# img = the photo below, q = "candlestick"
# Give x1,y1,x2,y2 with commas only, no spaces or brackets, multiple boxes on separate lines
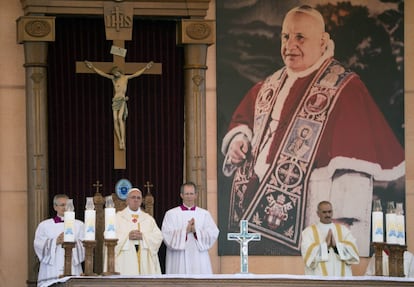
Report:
64,199,75,242
104,196,117,239
102,239,120,276
61,242,75,277
82,240,97,276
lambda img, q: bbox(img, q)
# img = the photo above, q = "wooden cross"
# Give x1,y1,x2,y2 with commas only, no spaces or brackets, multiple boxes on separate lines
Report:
75,2,162,169
93,180,103,194
227,220,261,274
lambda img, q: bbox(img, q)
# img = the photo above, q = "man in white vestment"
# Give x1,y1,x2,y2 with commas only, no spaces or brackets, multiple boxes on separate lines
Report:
34,194,85,287
365,250,414,277
162,182,219,274
112,187,163,275
301,201,359,276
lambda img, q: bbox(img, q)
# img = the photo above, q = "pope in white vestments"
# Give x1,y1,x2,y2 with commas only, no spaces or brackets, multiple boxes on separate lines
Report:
34,195,85,287
111,188,163,275
301,201,359,276
162,182,219,274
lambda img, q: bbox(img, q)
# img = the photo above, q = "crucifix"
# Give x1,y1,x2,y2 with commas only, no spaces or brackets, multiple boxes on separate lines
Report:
144,181,154,194
93,180,103,193
227,220,261,274
75,2,162,169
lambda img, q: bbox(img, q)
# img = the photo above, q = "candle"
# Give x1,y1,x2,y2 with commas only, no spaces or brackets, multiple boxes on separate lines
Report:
395,202,405,245
372,211,384,242
64,199,75,242
104,196,117,239
84,210,96,240
385,201,397,244
84,197,96,241
104,208,116,239
372,199,383,242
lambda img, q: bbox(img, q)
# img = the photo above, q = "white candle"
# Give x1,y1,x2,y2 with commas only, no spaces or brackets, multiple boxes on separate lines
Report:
386,201,398,244
396,213,405,245
372,211,384,242
64,210,75,242
104,207,116,239
84,209,96,240
396,202,405,245
386,212,397,244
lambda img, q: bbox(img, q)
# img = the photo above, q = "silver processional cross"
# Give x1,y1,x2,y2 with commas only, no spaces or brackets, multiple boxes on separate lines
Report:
227,220,261,274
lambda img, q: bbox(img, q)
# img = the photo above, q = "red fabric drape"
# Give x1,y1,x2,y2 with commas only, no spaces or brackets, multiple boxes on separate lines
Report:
47,17,185,226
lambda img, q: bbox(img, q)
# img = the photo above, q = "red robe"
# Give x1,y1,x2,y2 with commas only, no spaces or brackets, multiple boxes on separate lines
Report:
223,58,404,255
228,68,404,176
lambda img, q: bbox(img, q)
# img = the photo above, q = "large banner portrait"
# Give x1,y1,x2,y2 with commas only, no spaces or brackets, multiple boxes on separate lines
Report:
217,0,405,257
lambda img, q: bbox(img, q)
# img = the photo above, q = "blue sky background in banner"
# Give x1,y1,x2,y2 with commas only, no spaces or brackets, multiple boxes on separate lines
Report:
216,0,405,256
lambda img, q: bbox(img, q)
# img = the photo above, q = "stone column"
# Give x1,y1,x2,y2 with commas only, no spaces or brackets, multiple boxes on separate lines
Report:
178,19,215,208
17,16,55,287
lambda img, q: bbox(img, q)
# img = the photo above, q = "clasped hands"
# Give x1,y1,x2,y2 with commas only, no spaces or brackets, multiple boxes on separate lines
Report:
325,229,338,252
129,229,143,240
187,218,196,234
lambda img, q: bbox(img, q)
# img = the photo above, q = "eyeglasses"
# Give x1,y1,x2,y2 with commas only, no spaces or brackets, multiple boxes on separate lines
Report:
128,196,142,200
55,203,66,207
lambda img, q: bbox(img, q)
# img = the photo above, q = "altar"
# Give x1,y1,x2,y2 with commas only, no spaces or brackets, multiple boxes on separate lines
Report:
49,274,414,287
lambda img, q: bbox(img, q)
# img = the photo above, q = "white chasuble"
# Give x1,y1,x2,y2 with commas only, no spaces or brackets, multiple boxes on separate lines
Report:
110,208,162,275
301,222,359,277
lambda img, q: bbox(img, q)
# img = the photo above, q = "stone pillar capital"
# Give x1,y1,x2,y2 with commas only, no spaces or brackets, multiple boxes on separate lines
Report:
17,16,55,44
177,19,215,45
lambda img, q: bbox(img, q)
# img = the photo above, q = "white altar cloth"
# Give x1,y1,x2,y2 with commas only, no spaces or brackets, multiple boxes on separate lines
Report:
42,273,414,287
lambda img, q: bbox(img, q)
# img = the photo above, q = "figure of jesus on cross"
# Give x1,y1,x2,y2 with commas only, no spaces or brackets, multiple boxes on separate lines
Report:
84,60,154,150
227,220,261,274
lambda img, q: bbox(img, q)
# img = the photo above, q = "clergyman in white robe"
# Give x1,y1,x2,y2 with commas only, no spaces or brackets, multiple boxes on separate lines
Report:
301,222,360,276
112,207,163,275
34,217,85,287
162,205,219,274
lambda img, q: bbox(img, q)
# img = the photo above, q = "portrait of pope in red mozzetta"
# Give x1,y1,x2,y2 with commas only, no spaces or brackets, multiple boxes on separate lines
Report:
216,0,405,257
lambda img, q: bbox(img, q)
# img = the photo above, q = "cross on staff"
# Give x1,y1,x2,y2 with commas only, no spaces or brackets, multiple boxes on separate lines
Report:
227,220,261,274
75,2,162,169
143,181,154,216
144,181,154,195
93,180,103,194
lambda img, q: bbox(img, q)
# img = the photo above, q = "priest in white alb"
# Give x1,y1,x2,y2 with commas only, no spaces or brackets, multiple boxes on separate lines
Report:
162,182,219,274
34,194,85,287
301,201,359,276
111,187,163,275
